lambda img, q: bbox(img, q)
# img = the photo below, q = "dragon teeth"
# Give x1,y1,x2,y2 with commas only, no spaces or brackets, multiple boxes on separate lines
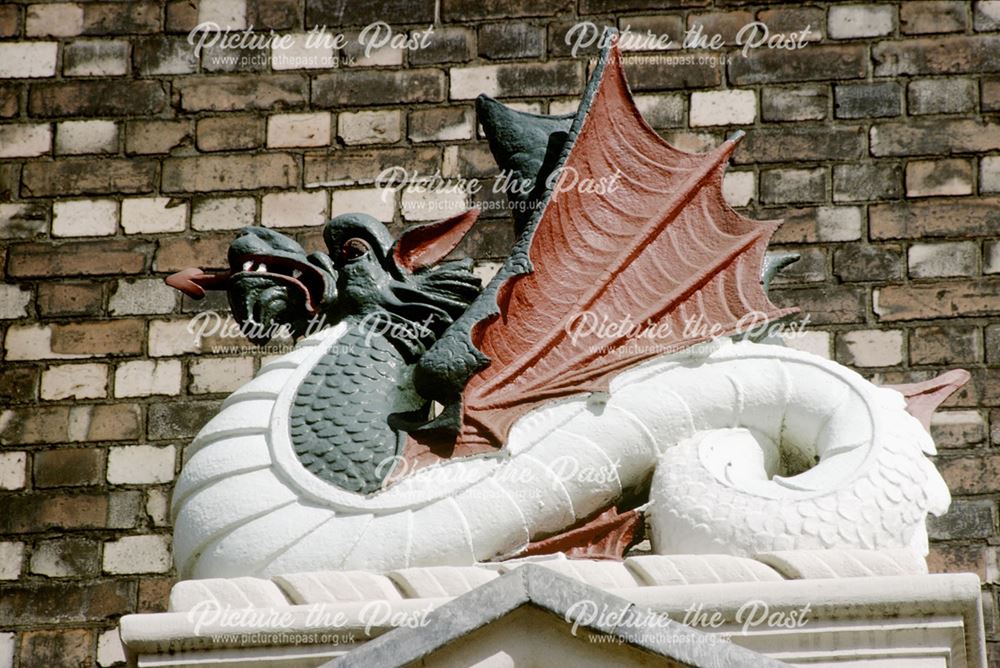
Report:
256,263,268,273
292,269,302,278
242,260,253,271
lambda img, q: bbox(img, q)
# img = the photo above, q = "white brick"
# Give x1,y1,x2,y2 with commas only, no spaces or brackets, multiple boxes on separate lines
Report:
261,191,327,228
64,40,130,77
55,120,118,155
0,124,51,158
977,1,1000,30
146,488,171,527
451,66,500,99
549,99,578,115
4,324,86,360
0,42,59,78
198,0,246,29
26,4,84,37
0,284,31,319
107,445,176,484
722,171,755,207
343,29,405,67
0,542,23,580
0,632,14,668
41,363,108,400
192,197,255,231
908,241,978,278
981,156,1000,193
0,203,45,239
690,90,756,127
267,112,332,148
53,199,118,237
0,452,27,491
115,359,182,397
97,629,127,668
816,206,863,242
782,330,831,360
829,4,895,38
337,110,402,145
986,240,1000,275
110,278,178,315
271,32,335,70
839,329,904,367
189,357,254,394
330,187,396,222
149,319,202,357
401,187,468,222
473,261,502,285
103,534,172,574
122,197,187,234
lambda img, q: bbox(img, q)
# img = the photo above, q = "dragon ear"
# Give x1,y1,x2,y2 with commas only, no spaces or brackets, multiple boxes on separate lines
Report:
392,209,480,272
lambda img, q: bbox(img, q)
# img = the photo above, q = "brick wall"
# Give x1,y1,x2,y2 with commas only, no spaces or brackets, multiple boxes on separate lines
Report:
0,0,998,665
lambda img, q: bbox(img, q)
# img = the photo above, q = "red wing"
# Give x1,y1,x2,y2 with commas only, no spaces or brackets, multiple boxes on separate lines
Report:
456,41,796,449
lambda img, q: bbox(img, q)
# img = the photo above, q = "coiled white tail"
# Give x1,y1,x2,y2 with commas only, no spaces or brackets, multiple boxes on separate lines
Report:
172,325,949,579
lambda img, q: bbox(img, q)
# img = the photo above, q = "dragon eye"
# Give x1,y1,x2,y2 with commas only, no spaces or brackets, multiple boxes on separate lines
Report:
340,238,370,263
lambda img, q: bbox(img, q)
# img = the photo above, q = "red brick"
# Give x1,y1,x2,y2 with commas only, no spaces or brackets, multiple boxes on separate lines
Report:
926,543,987,580
0,84,19,118
8,240,151,278
19,629,92,668
0,5,19,38
22,159,157,197
875,280,1000,321
50,321,145,356
871,119,1000,156
162,154,298,193
153,235,233,272
0,579,134,625
871,198,1000,239
34,448,105,488
138,576,176,613
937,453,1000,495
874,35,1000,77
177,74,308,112
29,81,168,117
37,283,105,317
730,45,867,85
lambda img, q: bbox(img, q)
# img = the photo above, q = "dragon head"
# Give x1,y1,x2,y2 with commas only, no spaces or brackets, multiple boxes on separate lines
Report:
167,210,483,358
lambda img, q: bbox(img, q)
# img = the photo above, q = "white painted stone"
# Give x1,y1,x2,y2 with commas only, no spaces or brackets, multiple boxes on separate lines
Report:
97,628,127,667
115,360,182,397
267,112,332,148
839,329,904,367
0,284,31,319
722,171,754,207
271,32,334,70
0,124,51,158
262,191,327,228
191,197,255,231
0,42,58,78
337,110,402,145
122,197,187,234
816,205,863,242
52,199,118,237
149,319,202,357
189,357,254,394
104,535,172,574
690,90,756,127
108,445,177,485
829,4,896,38
40,363,108,400
329,187,396,222
55,120,118,155
0,542,22,580
26,4,84,37
197,0,246,29
0,453,25,491
110,278,178,315
4,324,87,360
401,187,468,222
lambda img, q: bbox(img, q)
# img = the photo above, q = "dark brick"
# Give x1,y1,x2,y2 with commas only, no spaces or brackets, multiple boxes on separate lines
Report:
195,115,264,152
834,82,901,119
926,543,986,580
625,58,721,91
408,106,474,143
22,159,157,197
937,454,1000,495
19,629,92,668
875,280,1000,321
454,218,517,260
686,10,753,44
0,579,134,625
931,411,989,449
200,42,268,73
0,5,19,38
870,198,1000,239
154,235,232,272
138,577,176,613
456,143,500,178
761,85,828,122
548,20,604,58
770,285,866,325
8,240,151,278
29,81,167,117
307,0,434,26
313,69,445,107
162,154,298,193
756,7,824,41
984,78,1000,112
479,23,545,60
760,168,827,205
767,247,825,284
125,120,193,155
900,1,968,34
733,126,865,164
177,75,308,112
165,0,198,33
910,325,982,365
993,409,1000,446
34,448,105,488
50,321,145,356
248,0,299,30
0,202,46,240
988,325,999,365
0,492,108,533
304,147,440,187
29,537,102,578
907,78,978,115
833,244,904,282
83,2,161,34
0,163,19,202
730,44,866,85
580,0,707,13
443,0,573,21
37,283,104,317
871,119,1000,156
833,163,902,202
133,35,198,76
409,27,474,65
0,84,19,118
616,15,684,49
0,367,38,404
874,35,1000,77
148,400,223,440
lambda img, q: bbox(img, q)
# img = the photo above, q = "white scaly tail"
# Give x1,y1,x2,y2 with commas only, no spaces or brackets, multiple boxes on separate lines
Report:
171,324,949,579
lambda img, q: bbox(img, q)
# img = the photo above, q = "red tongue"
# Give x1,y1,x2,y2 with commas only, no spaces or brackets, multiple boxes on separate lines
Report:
165,267,231,299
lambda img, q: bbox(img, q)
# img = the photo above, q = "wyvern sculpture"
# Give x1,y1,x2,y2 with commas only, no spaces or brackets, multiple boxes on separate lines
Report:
167,36,964,579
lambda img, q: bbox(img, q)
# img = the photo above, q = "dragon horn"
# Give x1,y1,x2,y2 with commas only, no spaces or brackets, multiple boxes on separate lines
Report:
392,208,480,272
